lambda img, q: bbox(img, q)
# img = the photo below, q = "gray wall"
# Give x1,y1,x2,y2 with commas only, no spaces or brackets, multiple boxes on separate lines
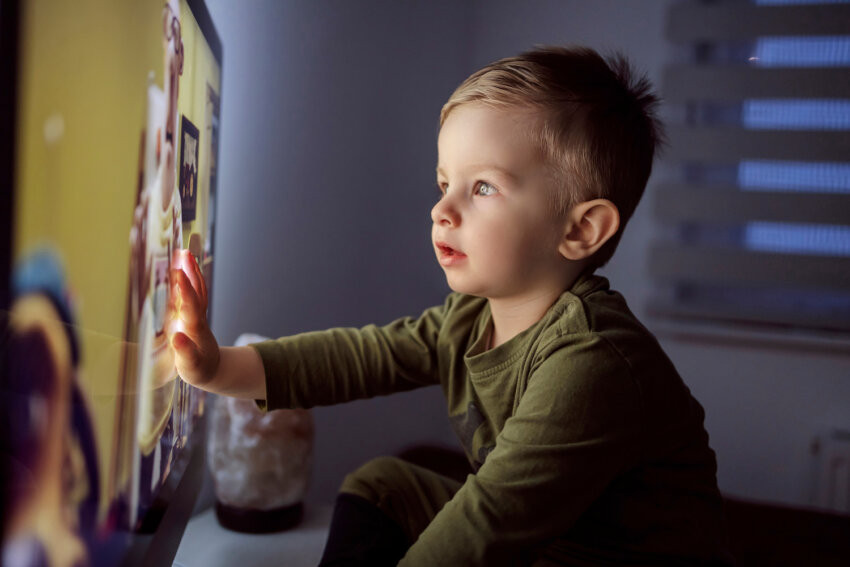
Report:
204,0,473,507
204,0,850,510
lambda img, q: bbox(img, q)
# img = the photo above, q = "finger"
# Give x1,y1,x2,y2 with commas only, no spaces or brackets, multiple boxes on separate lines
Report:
190,251,208,306
180,250,204,304
172,268,201,324
172,268,203,327
175,249,207,309
167,279,178,312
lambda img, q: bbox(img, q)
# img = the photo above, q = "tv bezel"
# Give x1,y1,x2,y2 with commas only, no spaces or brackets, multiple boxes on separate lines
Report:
0,0,20,549
0,0,19,316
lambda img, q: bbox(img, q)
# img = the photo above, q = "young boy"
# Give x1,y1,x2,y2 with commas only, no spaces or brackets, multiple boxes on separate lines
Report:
170,46,732,566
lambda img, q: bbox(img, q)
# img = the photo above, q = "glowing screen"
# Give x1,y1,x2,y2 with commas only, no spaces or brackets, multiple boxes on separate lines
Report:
3,0,221,564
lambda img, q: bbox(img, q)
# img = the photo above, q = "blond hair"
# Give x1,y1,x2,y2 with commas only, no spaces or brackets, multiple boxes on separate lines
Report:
441,46,665,267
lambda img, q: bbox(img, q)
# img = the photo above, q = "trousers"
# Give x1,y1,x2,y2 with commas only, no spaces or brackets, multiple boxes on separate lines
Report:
317,456,462,566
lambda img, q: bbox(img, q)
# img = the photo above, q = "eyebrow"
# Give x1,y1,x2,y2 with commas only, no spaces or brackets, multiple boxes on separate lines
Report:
435,165,520,184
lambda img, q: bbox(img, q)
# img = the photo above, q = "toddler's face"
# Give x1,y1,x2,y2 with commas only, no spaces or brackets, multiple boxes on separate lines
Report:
432,103,568,300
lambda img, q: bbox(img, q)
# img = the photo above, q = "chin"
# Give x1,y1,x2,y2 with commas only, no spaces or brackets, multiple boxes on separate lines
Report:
444,278,486,298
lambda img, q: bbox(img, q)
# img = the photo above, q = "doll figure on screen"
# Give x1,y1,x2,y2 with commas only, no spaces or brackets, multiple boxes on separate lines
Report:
2,251,100,567
116,0,186,528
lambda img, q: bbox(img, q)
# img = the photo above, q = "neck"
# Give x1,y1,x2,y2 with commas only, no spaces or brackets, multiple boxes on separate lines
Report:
487,288,565,349
485,265,588,349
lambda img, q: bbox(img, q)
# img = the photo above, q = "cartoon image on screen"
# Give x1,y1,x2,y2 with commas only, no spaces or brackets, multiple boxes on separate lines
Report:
4,251,100,567
203,84,221,290
180,116,199,223
111,0,211,531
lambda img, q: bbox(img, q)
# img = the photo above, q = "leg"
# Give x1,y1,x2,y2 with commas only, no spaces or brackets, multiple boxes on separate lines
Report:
317,493,408,567
318,456,463,566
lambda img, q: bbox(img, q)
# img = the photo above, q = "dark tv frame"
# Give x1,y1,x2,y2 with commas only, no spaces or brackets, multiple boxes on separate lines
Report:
119,418,209,567
0,0,21,549
0,0,18,317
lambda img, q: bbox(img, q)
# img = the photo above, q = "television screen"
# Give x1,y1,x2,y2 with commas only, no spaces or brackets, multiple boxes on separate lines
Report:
1,0,222,565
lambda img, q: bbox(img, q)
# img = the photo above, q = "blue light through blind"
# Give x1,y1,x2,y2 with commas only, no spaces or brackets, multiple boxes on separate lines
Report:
738,160,850,193
741,32,850,259
752,36,850,67
745,222,850,256
742,99,850,130
738,29,850,262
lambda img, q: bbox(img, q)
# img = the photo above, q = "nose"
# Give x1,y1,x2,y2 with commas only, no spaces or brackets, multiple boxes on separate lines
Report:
431,192,460,227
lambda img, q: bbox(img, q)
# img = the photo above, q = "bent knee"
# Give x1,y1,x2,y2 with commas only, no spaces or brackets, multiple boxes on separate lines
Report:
340,456,410,501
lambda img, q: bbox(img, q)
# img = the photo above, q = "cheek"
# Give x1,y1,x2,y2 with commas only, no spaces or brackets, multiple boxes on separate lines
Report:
490,219,560,267
473,222,527,268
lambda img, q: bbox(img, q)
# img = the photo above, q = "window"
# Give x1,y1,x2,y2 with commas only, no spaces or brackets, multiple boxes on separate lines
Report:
650,0,850,338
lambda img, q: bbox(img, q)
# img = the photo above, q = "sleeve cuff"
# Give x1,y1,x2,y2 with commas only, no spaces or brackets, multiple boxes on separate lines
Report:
246,339,286,412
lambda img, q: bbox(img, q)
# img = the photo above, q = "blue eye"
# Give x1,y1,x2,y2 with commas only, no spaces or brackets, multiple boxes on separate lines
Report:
475,182,498,196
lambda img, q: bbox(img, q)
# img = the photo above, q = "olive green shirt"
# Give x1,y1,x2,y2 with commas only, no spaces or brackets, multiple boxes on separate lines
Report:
252,274,730,566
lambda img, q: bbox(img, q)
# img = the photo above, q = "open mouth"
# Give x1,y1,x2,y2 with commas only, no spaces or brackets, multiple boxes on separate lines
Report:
436,242,462,255
436,242,466,265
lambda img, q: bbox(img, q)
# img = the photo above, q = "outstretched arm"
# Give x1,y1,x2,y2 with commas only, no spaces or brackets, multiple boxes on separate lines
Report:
170,250,266,400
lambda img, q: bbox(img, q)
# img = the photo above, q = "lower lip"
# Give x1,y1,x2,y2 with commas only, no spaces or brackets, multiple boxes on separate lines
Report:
438,250,467,267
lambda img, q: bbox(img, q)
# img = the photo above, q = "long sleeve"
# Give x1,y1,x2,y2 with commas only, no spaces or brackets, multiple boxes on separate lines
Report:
399,340,643,566
250,297,454,410
251,278,729,565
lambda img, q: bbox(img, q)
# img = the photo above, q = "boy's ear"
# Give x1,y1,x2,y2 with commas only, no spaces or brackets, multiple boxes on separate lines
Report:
558,199,620,261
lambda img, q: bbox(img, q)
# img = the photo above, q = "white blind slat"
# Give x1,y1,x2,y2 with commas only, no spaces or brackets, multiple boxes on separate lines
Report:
654,184,850,225
649,243,850,291
648,297,850,335
667,3,850,42
666,127,850,162
663,67,850,101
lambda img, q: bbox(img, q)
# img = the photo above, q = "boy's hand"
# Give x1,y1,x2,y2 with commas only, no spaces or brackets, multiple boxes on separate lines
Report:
170,249,220,389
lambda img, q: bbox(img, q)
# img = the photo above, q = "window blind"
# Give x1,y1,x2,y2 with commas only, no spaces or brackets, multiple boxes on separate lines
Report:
649,0,850,335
